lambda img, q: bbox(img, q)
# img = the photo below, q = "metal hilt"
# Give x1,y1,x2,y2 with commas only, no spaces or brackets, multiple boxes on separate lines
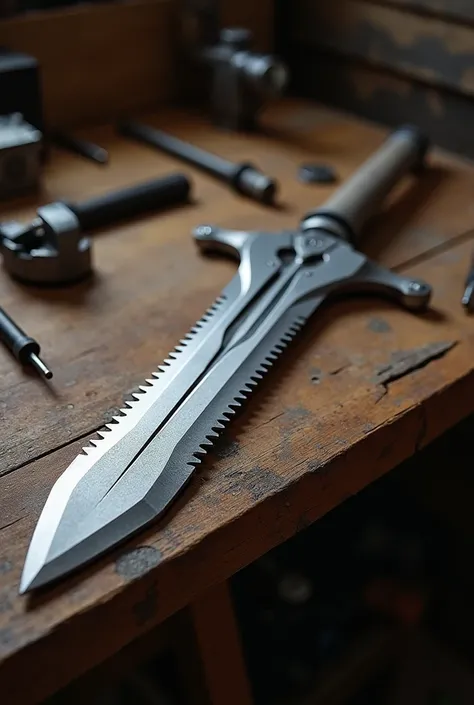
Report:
301,125,430,243
66,173,191,231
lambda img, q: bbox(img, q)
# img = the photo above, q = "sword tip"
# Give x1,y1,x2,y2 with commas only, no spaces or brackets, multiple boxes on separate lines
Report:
19,560,53,594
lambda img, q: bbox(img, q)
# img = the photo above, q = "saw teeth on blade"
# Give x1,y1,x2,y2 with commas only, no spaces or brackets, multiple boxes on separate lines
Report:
182,315,307,469
78,293,229,456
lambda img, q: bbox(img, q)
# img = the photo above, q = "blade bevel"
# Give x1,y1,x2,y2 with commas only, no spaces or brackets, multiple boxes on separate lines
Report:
19,291,231,593
24,232,367,592
20,252,287,593
20,300,317,593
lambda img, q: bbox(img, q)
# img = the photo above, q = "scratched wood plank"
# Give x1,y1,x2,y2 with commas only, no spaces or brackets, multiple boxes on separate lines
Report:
2,103,474,477
291,0,474,97
289,49,474,160
1,230,474,703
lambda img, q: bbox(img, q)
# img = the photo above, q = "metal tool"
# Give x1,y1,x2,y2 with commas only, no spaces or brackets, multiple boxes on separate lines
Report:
461,251,474,312
49,130,109,165
119,120,278,205
20,125,432,594
0,173,191,285
198,27,289,131
0,307,52,380
0,113,42,199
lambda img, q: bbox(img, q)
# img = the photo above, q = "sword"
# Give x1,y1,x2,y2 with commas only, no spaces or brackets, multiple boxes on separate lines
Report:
20,126,432,593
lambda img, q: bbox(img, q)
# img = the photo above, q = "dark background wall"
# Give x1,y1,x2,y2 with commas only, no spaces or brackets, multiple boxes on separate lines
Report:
277,0,474,159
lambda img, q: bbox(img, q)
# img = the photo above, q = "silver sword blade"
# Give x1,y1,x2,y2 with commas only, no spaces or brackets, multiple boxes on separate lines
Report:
20,232,291,594
20,241,366,593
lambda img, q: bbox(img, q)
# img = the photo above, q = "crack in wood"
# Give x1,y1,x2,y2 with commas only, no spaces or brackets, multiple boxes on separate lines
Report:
373,340,458,388
0,339,459,482
0,517,23,533
311,363,349,384
0,427,97,479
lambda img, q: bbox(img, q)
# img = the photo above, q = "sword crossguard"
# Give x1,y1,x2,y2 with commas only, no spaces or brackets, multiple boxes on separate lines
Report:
193,224,432,312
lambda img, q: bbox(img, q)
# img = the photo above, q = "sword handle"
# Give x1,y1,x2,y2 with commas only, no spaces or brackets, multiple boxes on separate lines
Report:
301,125,430,244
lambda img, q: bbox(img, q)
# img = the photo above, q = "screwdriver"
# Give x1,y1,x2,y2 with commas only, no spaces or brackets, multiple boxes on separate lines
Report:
0,307,53,379
461,251,474,313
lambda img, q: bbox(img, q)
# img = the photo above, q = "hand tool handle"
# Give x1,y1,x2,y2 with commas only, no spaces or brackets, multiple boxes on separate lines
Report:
0,307,32,359
303,125,429,243
118,121,235,181
66,173,191,231
0,307,52,378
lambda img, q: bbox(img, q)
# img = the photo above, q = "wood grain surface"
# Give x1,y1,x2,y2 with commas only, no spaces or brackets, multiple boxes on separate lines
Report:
1,100,474,703
291,0,474,97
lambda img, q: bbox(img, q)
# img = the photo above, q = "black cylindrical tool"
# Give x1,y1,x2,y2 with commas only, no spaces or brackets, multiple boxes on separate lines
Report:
0,173,192,286
118,120,278,205
301,125,429,244
67,173,191,231
0,307,52,379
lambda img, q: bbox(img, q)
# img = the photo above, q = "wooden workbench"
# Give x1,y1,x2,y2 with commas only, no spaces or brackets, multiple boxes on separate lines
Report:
1,100,474,704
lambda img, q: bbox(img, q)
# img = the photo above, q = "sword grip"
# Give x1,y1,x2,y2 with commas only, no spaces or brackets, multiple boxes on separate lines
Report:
302,125,430,244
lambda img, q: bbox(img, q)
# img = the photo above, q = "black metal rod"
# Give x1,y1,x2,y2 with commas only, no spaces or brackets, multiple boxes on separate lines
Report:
67,173,192,231
119,121,234,180
118,120,278,205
